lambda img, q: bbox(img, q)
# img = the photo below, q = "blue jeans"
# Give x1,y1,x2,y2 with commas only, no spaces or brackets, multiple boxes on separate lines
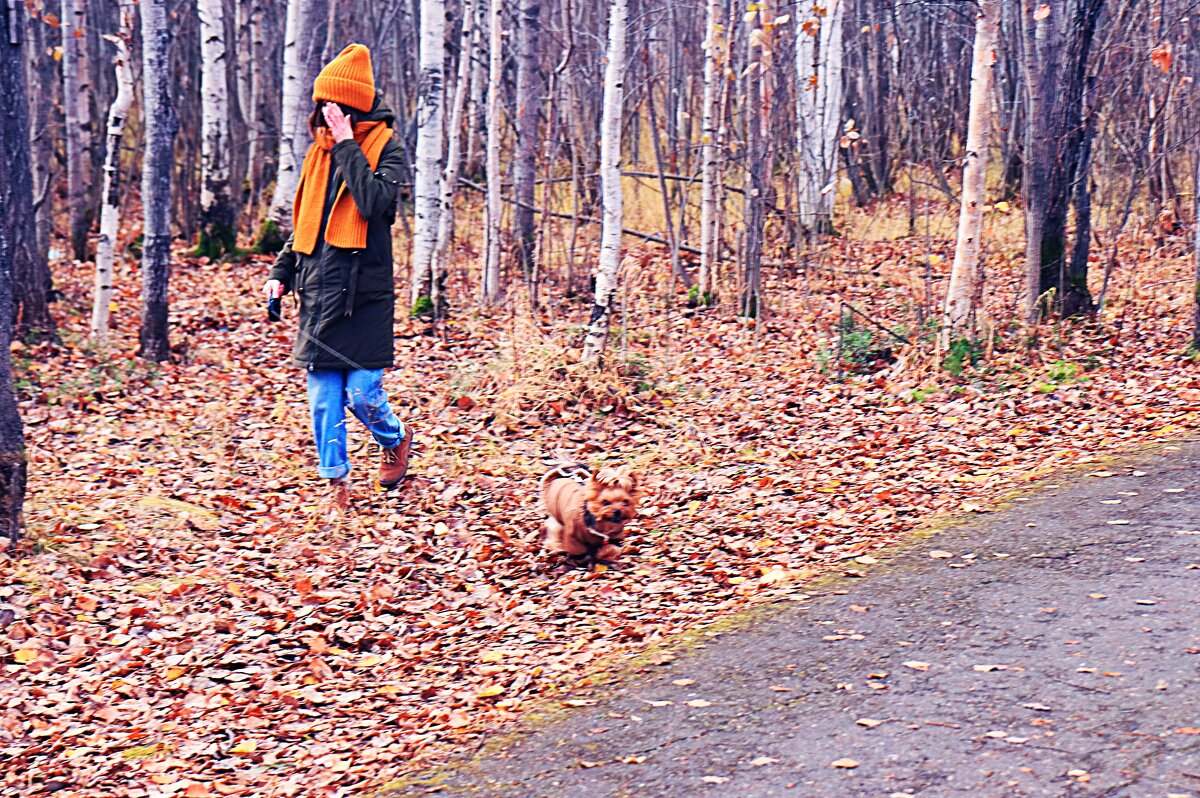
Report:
306,368,404,480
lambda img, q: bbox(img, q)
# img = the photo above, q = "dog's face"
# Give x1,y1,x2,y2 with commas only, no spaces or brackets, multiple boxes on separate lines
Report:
584,466,640,538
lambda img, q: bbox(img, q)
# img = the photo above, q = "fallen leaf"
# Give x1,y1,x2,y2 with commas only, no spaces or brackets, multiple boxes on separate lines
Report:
902,661,930,671
831,758,860,769
855,718,885,728
686,699,714,708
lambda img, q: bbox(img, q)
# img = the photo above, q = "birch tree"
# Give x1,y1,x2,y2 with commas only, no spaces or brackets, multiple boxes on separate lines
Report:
139,0,178,362
942,0,998,341
481,0,503,304
91,5,134,342
741,3,766,318
794,0,844,235
409,0,445,308
431,0,477,315
62,0,92,262
261,0,314,249
512,0,541,277
197,0,236,257
581,0,627,365
0,0,27,545
698,0,723,302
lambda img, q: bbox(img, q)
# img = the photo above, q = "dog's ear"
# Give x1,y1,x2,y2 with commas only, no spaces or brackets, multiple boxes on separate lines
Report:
622,468,640,497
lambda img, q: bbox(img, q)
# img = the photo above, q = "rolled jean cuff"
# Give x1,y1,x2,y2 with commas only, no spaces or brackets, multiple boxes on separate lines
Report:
317,462,351,481
372,422,405,450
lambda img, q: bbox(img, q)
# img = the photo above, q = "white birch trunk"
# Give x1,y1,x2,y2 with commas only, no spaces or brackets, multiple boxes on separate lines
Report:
409,0,446,306
795,0,844,235
698,0,722,299
581,0,627,365
91,6,134,342
942,0,998,340
481,0,503,304
198,0,235,255
138,0,177,362
466,0,487,175
431,0,476,313
265,0,312,234
62,0,92,262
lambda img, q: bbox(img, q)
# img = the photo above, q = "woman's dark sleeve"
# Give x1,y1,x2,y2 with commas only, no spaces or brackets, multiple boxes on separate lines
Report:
268,234,298,293
332,137,403,221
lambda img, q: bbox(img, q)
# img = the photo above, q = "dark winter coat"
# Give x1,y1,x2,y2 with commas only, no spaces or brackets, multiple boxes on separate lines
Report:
269,96,402,372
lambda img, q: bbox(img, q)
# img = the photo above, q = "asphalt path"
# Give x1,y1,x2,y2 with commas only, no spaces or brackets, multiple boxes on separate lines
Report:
394,442,1200,797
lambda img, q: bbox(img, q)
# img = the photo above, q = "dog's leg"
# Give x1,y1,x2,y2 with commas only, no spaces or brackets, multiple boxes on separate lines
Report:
595,543,622,563
544,516,563,550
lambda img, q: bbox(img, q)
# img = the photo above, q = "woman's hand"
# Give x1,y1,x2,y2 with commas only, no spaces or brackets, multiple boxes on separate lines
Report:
322,102,354,143
263,279,285,299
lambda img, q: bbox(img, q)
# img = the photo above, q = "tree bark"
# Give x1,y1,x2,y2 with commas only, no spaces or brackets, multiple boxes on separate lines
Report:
795,0,844,235
138,0,178,362
7,3,54,339
262,0,316,245
0,1,31,546
198,0,236,257
581,0,627,366
409,0,445,307
91,6,134,342
62,0,93,262
1023,0,1104,319
698,0,722,301
431,0,476,316
481,0,502,304
512,0,541,279
741,4,764,318
943,0,998,340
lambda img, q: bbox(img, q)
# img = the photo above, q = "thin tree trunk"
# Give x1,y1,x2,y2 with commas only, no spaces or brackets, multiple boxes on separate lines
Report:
198,0,236,257
1194,151,1200,350
0,2,31,545
581,0,627,366
138,0,177,362
741,4,764,319
795,0,844,235
62,0,92,262
431,0,476,316
409,0,445,307
8,4,54,339
91,5,134,342
942,0,998,340
699,0,722,302
262,0,314,245
481,0,502,304
512,0,541,279
465,0,487,176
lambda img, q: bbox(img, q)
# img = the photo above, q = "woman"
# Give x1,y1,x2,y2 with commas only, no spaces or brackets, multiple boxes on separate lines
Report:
263,43,412,516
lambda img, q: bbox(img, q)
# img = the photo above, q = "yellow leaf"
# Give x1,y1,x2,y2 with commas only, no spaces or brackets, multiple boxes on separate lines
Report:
230,740,257,755
477,684,506,698
164,666,187,681
479,650,505,663
13,648,38,664
356,654,383,668
994,201,1011,213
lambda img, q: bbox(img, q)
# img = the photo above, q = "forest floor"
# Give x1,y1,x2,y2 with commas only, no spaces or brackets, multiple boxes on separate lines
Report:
400,442,1200,798
3,200,1200,797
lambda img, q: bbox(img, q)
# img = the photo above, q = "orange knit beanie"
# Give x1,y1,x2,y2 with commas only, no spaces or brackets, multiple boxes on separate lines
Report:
313,44,376,112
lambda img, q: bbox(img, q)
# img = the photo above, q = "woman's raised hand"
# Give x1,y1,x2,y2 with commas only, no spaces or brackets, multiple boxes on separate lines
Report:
322,102,354,143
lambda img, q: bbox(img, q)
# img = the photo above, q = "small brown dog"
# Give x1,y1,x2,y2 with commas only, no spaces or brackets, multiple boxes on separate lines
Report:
541,463,640,565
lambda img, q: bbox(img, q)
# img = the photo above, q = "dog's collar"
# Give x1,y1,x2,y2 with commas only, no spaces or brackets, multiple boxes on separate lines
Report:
582,508,613,543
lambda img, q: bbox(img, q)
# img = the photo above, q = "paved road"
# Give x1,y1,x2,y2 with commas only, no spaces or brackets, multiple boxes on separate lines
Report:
396,443,1200,797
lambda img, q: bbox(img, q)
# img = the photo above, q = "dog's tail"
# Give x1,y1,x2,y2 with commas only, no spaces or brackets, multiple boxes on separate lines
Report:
541,451,591,490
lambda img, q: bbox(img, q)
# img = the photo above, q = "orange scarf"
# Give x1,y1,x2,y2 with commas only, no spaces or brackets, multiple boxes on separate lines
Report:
292,121,392,255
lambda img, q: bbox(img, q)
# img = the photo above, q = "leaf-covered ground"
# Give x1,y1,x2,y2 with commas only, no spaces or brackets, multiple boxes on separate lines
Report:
3,205,1199,796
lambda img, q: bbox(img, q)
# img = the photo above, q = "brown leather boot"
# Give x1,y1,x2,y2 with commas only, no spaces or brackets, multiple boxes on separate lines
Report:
378,424,414,488
327,478,351,521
